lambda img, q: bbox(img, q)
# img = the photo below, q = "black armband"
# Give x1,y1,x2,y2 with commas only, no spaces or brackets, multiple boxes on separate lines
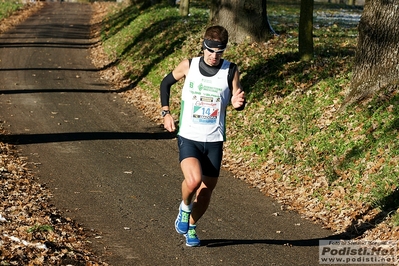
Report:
160,72,178,107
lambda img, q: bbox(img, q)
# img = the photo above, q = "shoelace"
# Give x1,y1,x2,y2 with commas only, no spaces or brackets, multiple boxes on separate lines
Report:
187,228,197,238
181,211,190,222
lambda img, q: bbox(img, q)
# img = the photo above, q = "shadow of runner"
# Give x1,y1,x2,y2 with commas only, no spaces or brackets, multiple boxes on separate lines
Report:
201,234,349,248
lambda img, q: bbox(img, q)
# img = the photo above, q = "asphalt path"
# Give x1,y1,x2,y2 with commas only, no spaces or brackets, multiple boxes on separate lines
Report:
0,2,339,266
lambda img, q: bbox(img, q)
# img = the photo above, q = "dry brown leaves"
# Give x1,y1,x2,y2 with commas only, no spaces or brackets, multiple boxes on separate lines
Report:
0,128,107,265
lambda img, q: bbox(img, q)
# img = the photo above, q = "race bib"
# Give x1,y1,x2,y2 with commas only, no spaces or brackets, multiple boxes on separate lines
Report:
191,96,221,125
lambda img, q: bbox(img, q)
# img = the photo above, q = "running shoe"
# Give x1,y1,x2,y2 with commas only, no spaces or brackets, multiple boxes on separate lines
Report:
175,203,190,234
184,224,200,247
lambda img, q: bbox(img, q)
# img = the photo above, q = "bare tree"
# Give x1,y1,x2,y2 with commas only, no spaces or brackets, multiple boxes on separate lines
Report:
343,0,399,107
210,0,275,43
179,0,189,16
299,0,314,61
348,0,356,6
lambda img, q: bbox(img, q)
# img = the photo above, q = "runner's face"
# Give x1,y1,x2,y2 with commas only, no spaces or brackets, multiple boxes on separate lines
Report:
203,47,224,66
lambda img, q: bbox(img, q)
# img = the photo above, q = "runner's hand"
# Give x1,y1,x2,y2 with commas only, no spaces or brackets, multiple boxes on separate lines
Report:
231,89,245,109
163,115,176,132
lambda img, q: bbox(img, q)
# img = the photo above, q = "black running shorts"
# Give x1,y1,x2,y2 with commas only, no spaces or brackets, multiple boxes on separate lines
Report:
177,135,223,177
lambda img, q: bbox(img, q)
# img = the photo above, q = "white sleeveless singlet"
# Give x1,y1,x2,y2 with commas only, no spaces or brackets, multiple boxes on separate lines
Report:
178,57,231,142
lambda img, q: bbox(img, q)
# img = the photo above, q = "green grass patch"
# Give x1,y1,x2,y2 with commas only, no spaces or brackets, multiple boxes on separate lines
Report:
27,224,54,233
0,2,23,20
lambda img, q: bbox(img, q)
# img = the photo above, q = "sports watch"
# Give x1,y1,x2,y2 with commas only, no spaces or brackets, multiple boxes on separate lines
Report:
161,110,171,117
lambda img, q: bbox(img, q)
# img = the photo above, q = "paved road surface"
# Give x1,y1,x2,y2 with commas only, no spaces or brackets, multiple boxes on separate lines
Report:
0,2,338,266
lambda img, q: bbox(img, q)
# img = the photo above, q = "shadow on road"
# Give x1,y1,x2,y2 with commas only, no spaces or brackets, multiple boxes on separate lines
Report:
201,233,354,248
1,131,176,145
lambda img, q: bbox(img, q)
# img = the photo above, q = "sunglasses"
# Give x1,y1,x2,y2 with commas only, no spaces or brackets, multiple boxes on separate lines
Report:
205,47,225,54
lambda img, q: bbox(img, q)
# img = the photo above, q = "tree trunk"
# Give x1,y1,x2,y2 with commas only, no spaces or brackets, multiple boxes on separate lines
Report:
210,0,275,43
299,0,314,61
343,0,399,107
348,0,356,6
179,0,189,16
